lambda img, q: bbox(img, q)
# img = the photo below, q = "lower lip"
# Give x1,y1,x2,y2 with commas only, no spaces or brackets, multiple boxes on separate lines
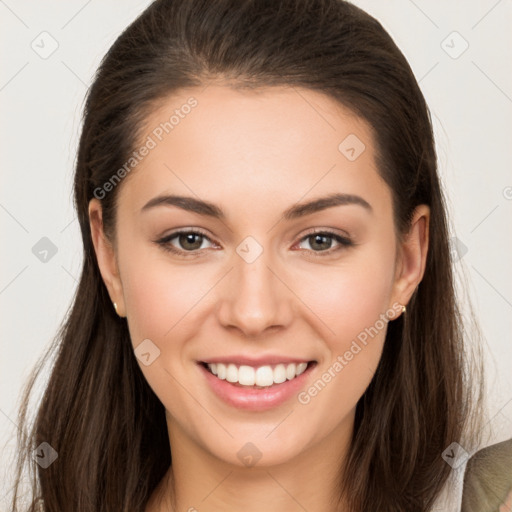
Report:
198,362,316,411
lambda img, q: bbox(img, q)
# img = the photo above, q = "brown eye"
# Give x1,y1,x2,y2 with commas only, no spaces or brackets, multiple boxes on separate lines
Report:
156,229,216,256
307,233,334,251
296,230,353,255
176,232,205,251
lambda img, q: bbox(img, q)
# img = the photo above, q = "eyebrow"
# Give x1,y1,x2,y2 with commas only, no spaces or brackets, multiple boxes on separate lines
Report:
141,192,372,220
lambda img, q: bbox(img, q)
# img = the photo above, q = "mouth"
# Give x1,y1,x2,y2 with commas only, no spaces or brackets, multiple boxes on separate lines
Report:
199,360,318,389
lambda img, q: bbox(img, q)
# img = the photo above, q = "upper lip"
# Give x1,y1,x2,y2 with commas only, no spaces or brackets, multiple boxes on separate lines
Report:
199,355,315,366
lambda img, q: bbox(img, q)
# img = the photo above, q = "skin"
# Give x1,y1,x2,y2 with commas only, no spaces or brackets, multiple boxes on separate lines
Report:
499,489,512,512
89,85,430,512
500,489,512,512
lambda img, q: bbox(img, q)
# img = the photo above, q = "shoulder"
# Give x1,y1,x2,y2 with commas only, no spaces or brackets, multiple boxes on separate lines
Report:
461,437,512,512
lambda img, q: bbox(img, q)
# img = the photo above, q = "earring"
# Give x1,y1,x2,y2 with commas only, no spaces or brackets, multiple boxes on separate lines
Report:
401,304,407,314
113,302,119,315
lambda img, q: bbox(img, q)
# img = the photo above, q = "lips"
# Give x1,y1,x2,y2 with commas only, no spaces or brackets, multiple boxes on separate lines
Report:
197,356,317,411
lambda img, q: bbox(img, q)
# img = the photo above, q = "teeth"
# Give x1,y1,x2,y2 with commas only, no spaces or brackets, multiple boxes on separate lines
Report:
255,366,273,386
206,361,309,387
273,364,287,384
239,365,256,386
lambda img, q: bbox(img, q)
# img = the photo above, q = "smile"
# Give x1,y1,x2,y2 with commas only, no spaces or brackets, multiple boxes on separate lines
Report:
197,359,317,411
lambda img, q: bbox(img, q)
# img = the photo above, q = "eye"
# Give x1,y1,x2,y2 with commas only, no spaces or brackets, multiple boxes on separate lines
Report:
155,229,217,257
294,229,353,256
155,228,354,258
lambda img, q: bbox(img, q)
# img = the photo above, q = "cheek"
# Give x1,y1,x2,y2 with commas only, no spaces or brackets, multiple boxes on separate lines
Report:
122,257,207,344
293,255,396,433
116,217,211,335
119,251,213,422
295,246,396,347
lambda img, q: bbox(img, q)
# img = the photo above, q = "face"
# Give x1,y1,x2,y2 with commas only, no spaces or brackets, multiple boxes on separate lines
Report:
90,85,428,469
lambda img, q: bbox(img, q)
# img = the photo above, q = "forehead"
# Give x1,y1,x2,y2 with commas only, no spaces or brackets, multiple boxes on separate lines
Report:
117,85,391,219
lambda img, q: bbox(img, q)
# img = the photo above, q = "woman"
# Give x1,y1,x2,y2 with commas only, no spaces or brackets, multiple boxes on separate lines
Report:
10,1,488,510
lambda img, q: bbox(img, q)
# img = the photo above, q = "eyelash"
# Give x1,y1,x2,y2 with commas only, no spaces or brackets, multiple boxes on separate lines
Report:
155,228,354,258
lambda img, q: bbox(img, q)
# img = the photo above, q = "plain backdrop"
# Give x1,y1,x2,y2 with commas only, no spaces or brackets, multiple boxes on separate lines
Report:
1,0,511,506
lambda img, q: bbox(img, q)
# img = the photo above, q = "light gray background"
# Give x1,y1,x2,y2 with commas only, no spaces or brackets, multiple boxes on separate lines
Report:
1,0,511,506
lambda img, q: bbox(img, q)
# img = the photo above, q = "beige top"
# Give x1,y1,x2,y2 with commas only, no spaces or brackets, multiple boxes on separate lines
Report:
460,438,512,512
429,438,512,511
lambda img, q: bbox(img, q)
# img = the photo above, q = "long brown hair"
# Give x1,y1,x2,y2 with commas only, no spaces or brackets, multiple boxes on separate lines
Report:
9,1,486,510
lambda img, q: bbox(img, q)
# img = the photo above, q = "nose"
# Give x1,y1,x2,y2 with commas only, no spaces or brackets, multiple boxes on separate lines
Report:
216,247,293,338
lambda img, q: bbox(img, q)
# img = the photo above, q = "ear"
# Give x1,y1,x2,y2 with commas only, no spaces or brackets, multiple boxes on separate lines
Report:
88,198,126,317
390,204,430,311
